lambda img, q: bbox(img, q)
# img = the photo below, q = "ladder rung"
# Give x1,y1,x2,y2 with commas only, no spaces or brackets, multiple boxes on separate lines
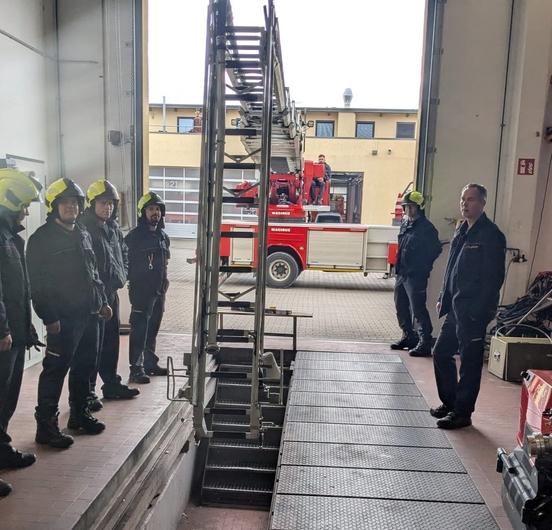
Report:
225,93,263,102
225,128,258,136
226,44,260,50
226,60,261,69
222,196,257,204
223,163,256,170
226,35,261,41
216,337,252,344
217,328,250,335
218,300,254,308
227,26,264,33
220,231,256,238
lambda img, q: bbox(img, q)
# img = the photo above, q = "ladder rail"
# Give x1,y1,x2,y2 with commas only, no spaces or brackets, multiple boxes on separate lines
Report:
248,0,275,439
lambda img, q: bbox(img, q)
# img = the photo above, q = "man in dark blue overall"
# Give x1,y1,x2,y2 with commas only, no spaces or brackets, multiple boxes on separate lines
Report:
431,183,506,429
391,191,442,356
125,192,170,384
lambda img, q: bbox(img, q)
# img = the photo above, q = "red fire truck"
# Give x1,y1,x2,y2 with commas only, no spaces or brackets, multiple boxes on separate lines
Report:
220,160,399,288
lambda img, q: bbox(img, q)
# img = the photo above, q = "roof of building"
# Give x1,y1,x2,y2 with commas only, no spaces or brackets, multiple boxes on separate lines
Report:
149,102,418,114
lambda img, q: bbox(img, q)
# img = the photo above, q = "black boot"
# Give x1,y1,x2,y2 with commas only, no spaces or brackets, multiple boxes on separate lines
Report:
0,478,12,497
409,338,433,357
67,404,106,435
390,334,418,351
0,444,36,469
87,391,103,412
102,381,140,399
144,364,167,376
35,411,74,449
129,367,150,384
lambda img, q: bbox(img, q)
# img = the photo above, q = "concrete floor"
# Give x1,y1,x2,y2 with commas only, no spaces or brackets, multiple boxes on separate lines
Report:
164,239,401,342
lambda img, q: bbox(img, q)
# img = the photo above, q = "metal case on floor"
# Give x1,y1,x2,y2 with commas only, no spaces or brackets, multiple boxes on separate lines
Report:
488,336,552,382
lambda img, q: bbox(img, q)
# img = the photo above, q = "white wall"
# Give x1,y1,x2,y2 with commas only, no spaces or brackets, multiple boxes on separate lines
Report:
1,0,137,225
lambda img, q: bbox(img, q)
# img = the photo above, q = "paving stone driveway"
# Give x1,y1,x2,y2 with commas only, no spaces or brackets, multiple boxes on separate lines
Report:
163,239,401,342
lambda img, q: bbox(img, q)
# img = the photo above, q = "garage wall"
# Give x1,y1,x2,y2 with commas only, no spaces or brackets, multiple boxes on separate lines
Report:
422,0,552,314
0,0,56,168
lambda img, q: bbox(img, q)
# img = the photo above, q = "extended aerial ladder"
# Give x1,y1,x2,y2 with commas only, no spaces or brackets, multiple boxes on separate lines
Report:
181,0,306,446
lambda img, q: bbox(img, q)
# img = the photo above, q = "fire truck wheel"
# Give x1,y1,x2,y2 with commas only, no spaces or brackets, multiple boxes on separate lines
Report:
267,252,299,288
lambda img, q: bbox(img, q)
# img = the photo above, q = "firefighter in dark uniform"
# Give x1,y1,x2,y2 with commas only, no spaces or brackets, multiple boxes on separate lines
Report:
125,192,170,384
27,178,112,448
431,183,506,429
82,180,139,410
391,191,442,356
0,171,42,497
310,154,331,205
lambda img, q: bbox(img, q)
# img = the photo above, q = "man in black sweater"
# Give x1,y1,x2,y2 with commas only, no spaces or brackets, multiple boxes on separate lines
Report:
391,191,442,356
0,170,42,496
125,192,170,384
27,178,112,448
82,180,139,409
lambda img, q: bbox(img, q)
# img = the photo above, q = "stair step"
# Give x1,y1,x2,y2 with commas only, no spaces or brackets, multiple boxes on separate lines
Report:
212,418,250,432
206,463,276,474
209,437,278,450
201,477,273,507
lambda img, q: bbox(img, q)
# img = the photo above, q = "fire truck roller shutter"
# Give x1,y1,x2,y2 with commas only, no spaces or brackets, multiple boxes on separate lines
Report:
266,251,300,288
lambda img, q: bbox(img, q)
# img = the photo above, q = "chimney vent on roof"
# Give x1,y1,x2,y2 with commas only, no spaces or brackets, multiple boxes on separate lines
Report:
343,88,353,108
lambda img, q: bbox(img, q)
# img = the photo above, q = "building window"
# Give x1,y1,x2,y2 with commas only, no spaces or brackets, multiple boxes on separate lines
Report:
177,117,194,133
396,122,416,139
315,120,335,138
356,121,375,139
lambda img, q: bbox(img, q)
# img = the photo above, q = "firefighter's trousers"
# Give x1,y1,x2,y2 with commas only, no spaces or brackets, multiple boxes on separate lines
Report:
128,294,165,371
0,345,26,444
432,310,489,417
37,313,100,415
91,292,121,389
394,275,433,340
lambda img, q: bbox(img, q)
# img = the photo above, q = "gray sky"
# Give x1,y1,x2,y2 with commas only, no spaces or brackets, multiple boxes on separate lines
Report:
149,0,425,109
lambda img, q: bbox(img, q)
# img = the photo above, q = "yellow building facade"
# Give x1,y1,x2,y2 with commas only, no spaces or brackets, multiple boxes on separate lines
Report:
148,103,417,236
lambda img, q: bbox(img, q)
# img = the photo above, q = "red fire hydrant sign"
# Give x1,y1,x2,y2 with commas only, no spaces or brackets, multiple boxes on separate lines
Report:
518,158,535,175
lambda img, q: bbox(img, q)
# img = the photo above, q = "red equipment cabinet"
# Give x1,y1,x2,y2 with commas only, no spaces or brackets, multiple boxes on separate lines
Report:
517,370,552,446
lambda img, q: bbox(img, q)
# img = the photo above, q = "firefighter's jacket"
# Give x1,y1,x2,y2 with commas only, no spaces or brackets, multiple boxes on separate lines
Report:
81,210,127,296
395,213,442,280
439,212,506,322
0,217,33,346
124,221,170,308
27,218,107,325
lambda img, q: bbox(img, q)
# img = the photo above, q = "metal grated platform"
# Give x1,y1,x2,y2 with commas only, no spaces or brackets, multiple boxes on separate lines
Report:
292,368,413,383
280,441,466,473
288,391,429,410
277,465,483,503
293,359,408,372
269,349,500,529
287,405,437,427
291,379,421,396
283,421,450,447
271,496,499,530
295,351,402,362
